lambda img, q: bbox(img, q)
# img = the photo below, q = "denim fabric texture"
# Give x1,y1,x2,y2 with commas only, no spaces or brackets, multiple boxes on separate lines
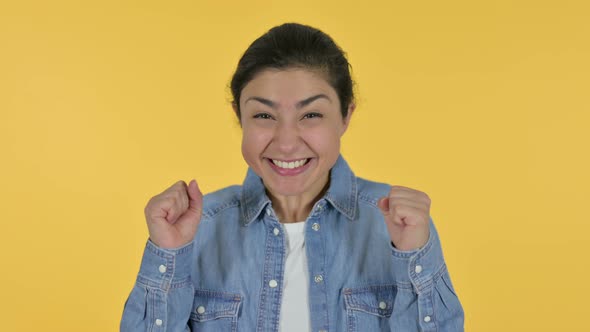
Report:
120,155,464,331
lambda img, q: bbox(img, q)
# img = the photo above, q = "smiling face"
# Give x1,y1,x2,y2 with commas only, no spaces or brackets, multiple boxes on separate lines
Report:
238,68,354,200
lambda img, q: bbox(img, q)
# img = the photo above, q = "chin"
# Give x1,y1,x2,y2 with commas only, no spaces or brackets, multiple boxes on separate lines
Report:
265,179,308,197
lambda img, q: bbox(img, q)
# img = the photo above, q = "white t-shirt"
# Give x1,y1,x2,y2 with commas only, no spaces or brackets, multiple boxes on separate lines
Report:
279,221,311,332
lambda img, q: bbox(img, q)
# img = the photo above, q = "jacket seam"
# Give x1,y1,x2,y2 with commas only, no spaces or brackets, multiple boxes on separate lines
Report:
202,199,240,220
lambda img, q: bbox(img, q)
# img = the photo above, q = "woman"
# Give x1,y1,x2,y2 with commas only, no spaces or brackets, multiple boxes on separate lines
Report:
121,23,464,332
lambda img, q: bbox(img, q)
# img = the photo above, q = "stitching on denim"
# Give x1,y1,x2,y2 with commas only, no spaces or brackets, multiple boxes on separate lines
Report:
202,199,240,219
414,263,447,294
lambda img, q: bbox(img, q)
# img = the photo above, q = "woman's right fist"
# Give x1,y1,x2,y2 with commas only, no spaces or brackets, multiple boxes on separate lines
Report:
144,179,203,249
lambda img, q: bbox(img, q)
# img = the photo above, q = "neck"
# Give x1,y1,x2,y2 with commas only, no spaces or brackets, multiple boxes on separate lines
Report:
267,173,330,223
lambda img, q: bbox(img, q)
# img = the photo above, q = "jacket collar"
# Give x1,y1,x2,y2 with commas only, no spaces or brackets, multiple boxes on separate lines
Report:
240,154,358,226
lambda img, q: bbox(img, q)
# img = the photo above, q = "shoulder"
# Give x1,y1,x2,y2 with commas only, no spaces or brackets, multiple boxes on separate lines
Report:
201,185,242,220
356,176,391,208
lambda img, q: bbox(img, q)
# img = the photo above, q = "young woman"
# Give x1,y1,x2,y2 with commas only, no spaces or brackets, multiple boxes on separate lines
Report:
121,22,464,332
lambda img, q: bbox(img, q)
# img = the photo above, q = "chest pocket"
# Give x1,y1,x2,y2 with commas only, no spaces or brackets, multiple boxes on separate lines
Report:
189,289,242,332
343,284,396,332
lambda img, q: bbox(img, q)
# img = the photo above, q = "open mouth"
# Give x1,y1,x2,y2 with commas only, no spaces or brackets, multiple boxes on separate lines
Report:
270,158,311,169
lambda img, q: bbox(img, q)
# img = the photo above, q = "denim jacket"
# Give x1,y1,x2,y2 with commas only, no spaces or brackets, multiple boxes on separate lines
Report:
120,155,464,331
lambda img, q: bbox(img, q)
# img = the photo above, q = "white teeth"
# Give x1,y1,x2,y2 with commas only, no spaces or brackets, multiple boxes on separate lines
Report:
272,158,308,169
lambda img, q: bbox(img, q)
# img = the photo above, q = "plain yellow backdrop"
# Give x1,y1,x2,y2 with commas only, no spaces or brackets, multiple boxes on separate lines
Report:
1,0,588,331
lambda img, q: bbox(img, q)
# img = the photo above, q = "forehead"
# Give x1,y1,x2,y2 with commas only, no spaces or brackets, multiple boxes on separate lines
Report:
240,68,336,107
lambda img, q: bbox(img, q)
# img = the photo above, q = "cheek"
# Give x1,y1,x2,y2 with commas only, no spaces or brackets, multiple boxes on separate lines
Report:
304,127,342,155
241,127,271,158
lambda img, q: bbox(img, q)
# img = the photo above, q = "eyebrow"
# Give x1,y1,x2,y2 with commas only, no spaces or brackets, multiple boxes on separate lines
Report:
244,94,331,110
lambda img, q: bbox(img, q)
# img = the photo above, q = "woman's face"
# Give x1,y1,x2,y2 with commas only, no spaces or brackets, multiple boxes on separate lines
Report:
238,68,353,199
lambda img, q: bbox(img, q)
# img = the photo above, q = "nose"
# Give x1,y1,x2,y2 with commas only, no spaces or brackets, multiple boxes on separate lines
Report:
274,121,301,154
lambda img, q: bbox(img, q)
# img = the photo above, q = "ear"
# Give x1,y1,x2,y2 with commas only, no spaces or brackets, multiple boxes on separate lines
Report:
340,103,355,135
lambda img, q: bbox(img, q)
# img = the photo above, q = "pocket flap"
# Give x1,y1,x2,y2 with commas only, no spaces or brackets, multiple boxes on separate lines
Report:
343,284,397,318
190,289,242,322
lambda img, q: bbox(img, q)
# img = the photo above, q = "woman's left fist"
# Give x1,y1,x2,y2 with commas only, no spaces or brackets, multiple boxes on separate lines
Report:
378,185,431,251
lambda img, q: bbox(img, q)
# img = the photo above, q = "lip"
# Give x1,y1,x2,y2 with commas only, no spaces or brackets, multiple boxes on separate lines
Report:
266,158,313,176
269,158,308,163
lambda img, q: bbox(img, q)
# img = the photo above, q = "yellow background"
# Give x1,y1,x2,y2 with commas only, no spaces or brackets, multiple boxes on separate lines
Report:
1,0,588,331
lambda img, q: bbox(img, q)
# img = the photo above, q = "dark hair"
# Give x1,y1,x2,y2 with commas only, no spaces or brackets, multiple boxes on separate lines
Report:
230,23,355,119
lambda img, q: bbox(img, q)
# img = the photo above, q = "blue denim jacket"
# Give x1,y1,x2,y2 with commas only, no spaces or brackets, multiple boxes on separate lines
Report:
120,155,464,331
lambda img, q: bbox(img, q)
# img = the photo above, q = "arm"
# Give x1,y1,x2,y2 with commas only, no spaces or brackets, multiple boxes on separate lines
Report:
120,239,195,332
121,179,203,331
390,218,465,332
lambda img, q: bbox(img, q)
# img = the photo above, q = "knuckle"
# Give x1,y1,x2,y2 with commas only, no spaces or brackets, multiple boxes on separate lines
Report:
163,196,176,206
145,197,154,208
166,181,184,194
176,190,187,205
172,189,182,199
390,204,402,214
145,196,157,211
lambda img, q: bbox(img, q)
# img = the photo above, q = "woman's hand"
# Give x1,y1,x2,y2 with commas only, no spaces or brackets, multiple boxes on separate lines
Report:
144,179,203,249
378,186,431,251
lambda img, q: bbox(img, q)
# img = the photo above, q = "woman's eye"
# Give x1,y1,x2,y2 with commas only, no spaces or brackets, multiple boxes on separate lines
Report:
253,113,273,119
303,112,323,119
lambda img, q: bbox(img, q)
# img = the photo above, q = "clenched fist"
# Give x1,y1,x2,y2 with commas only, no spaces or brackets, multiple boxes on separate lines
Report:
378,185,431,251
144,179,203,249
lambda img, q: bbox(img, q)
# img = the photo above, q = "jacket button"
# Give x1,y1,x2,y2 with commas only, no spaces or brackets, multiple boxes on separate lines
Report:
197,306,206,314
269,279,278,288
415,265,423,274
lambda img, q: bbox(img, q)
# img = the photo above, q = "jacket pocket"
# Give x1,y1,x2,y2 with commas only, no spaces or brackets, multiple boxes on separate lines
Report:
189,289,242,332
343,284,396,332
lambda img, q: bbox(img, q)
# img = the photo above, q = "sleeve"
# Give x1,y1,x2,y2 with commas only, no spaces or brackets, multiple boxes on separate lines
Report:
389,217,465,332
120,239,195,332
